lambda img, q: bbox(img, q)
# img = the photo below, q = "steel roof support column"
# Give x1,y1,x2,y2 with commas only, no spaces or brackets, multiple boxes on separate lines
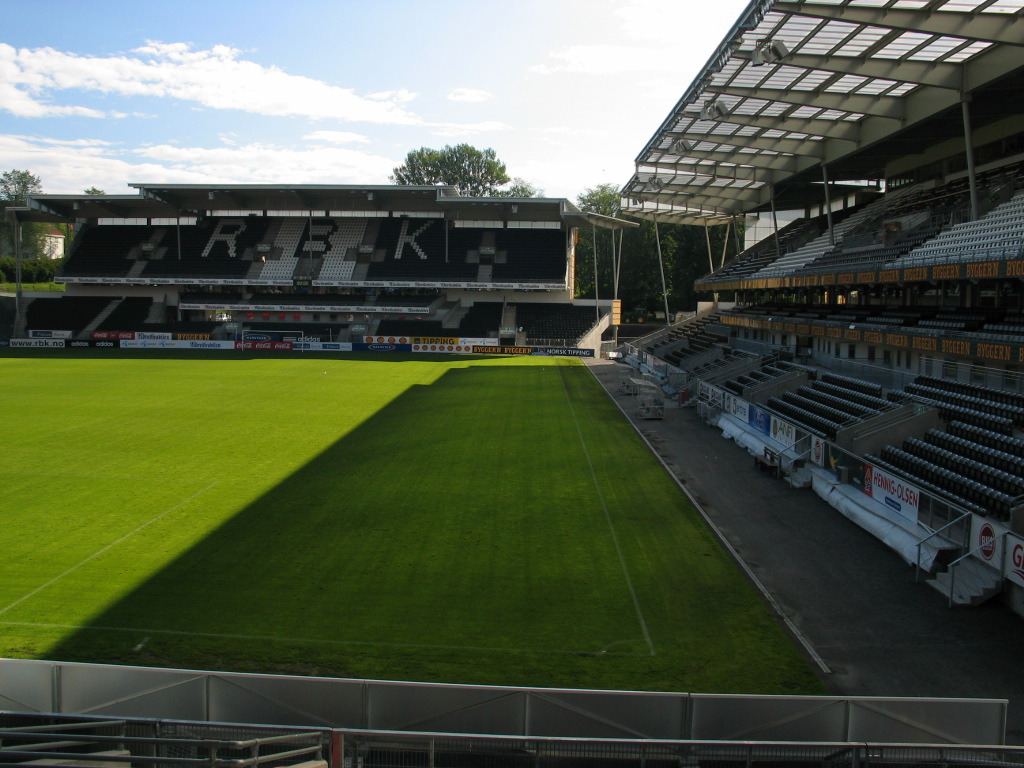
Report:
822,164,835,246
731,214,743,261
770,184,782,265
14,214,22,334
613,227,624,346
720,219,731,271
653,212,671,326
592,222,600,325
962,94,979,222
704,221,719,304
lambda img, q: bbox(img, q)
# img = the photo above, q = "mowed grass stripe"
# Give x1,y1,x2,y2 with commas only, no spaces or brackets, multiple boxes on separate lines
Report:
555,363,655,656
0,352,825,694
0,482,216,618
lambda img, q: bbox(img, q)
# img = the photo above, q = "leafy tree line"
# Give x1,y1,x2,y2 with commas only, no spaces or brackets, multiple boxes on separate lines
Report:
0,256,60,283
572,183,739,320
0,169,47,260
391,144,542,197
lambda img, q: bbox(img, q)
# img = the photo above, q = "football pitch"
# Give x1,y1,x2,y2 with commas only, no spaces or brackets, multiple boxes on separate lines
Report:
0,351,824,695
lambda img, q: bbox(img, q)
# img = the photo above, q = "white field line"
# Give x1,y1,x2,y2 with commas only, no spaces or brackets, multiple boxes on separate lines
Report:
584,361,832,676
0,621,644,657
0,482,218,617
556,366,656,657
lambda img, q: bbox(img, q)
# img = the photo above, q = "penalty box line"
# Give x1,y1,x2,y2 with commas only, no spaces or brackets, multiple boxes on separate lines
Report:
0,621,648,658
0,482,218,618
556,365,656,657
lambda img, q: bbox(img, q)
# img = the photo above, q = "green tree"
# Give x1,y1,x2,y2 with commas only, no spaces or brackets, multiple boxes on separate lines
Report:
572,182,743,319
390,144,511,197
83,186,105,195
573,184,622,302
0,169,45,259
1,169,42,206
493,177,543,198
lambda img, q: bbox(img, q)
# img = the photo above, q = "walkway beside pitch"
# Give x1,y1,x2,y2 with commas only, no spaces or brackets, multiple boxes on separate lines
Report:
586,358,1024,745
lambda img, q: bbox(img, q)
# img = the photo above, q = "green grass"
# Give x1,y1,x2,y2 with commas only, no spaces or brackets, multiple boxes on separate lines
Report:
0,351,824,694
0,282,64,293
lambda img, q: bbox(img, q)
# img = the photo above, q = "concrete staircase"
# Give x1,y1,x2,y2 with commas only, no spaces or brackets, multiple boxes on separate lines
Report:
928,557,1002,607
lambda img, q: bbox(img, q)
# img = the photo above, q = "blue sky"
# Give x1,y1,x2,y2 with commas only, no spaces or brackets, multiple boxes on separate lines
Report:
0,0,749,201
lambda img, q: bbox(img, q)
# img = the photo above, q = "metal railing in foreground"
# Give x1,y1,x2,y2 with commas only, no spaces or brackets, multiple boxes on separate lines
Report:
0,713,326,768
4,713,1024,768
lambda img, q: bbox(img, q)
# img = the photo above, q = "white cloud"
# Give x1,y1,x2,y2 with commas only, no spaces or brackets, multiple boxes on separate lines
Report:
0,133,398,193
428,120,509,138
529,43,682,76
303,130,371,144
447,88,493,103
367,88,417,103
0,41,423,124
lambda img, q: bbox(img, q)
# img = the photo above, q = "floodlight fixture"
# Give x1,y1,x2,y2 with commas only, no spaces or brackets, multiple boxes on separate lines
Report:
669,138,693,154
700,98,729,121
751,39,789,66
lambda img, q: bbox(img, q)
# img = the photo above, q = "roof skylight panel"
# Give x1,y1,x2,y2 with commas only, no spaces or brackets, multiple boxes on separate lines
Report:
824,73,870,92
939,0,990,9
715,60,744,79
793,70,835,89
908,36,969,61
889,0,933,8
884,82,918,96
760,101,792,117
759,69,805,89
983,0,1024,12
798,20,863,55
820,108,859,120
730,67,775,88
873,31,934,58
835,26,890,56
777,16,822,44
790,105,826,118
733,98,772,115
944,40,993,62
855,77,902,94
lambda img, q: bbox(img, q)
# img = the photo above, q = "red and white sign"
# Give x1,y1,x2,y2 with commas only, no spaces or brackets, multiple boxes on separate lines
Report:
235,341,294,351
972,517,1008,565
91,331,135,340
811,435,827,467
1005,534,1024,589
862,463,921,520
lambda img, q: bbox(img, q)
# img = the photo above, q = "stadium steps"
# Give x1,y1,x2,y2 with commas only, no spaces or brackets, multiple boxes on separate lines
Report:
80,299,122,338
927,557,1002,607
442,302,467,329
786,467,814,489
145,301,165,323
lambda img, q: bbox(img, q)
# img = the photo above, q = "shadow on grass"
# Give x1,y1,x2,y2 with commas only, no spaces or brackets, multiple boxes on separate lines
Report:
37,360,626,685
0,349,509,363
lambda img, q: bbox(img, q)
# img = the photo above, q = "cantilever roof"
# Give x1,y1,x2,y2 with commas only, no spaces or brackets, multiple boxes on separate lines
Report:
621,0,1024,225
9,183,634,231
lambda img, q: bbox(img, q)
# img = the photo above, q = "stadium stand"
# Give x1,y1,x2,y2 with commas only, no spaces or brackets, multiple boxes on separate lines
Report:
15,186,629,343
7,0,1024,752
